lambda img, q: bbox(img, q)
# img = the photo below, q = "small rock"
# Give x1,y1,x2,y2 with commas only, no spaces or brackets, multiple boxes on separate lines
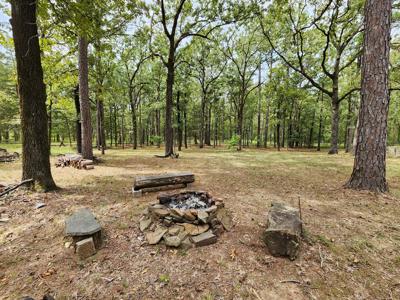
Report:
153,209,170,218
164,235,181,247
191,230,217,247
180,237,193,250
197,211,209,224
205,205,218,214
146,227,168,245
171,208,184,217
168,225,182,236
76,237,96,259
64,241,72,248
0,218,9,223
189,209,198,216
162,218,173,227
182,223,209,236
215,201,225,208
217,208,233,231
178,230,188,241
212,225,224,237
183,211,196,221
35,203,46,209
151,204,167,210
132,189,142,198
43,294,55,300
140,218,152,232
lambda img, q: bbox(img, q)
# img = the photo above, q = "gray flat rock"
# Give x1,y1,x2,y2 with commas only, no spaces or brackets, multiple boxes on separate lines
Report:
65,208,101,236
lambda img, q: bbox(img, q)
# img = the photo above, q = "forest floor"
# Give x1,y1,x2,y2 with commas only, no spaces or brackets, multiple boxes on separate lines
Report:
1,146,400,300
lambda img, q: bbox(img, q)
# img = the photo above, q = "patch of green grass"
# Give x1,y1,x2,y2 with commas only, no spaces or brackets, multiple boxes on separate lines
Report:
158,274,170,283
349,238,374,252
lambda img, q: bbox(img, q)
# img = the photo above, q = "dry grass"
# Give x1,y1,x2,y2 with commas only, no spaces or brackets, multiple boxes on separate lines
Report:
0,146,400,299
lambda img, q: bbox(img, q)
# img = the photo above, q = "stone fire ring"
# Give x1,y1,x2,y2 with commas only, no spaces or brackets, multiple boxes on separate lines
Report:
139,191,233,248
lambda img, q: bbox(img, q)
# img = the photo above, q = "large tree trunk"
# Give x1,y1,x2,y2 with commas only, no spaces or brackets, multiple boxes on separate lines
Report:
78,36,93,160
328,82,340,154
48,96,53,154
257,62,262,148
10,0,56,191
164,50,175,156
74,85,82,153
346,0,391,192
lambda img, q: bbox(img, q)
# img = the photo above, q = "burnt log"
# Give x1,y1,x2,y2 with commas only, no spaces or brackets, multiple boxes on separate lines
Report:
263,202,302,260
133,172,194,191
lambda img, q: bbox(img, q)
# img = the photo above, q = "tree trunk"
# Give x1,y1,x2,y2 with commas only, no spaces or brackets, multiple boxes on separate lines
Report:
99,100,105,154
257,61,262,148
132,105,137,149
264,97,270,148
344,95,353,152
176,90,182,151
74,85,82,153
48,96,53,154
308,109,316,148
199,91,206,148
164,49,175,156
346,0,391,192
328,83,340,154
184,106,188,149
78,36,93,160
10,0,56,191
237,104,244,151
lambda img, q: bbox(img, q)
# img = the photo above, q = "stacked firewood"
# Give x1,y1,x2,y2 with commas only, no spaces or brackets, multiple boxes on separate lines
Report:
55,154,94,170
0,148,19,163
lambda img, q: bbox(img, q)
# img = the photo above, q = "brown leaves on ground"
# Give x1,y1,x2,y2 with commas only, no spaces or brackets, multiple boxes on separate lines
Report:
0,147,400,299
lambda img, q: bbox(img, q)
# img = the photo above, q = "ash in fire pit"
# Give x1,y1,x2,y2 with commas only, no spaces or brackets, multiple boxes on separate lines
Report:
159,191,214,210
139,191,233,248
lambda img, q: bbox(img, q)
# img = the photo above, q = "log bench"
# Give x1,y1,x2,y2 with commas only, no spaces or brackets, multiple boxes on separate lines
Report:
132,172,195,197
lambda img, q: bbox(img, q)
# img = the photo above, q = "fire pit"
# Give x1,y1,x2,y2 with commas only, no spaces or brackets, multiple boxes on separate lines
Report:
139,191,233,248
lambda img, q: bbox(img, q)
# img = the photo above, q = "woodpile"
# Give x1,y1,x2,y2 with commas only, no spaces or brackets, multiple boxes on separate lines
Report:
56,154,94,170
0,148,19,163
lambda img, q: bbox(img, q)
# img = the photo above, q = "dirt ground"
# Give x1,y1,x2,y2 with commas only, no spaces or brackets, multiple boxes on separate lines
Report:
0,147,400,300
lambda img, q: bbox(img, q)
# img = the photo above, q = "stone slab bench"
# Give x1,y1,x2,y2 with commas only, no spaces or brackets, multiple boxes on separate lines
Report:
132,172,195,197
65,208,103,258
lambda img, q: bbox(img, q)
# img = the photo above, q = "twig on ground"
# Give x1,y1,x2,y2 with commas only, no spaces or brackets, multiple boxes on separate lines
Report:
0,179,33,198
319,245,325,268
280,279,302,284
251,288,263,300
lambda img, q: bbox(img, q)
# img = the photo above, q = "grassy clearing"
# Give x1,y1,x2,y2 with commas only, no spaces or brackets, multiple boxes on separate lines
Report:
0,147,399,299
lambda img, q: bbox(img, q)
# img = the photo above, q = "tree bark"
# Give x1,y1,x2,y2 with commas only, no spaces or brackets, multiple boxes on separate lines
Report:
164,49,175,156
257,61,262,147
78,36,93,160
346,0,391,192
199,91,206,148
74,85,82,153
328,82,340,154
176,90,182,151
10,0,56,191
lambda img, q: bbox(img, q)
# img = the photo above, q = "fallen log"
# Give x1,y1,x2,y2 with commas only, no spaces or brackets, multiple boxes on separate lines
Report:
263,202,302,260
133,172,194,191
0,179,34,198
